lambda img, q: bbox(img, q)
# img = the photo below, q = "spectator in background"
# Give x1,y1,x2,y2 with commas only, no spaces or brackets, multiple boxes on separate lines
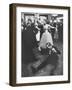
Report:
22,19,37,64
57,21,63,42
50,19,56,40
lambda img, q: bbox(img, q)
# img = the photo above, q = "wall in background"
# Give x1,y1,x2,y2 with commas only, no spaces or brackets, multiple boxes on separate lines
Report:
0,0,72,90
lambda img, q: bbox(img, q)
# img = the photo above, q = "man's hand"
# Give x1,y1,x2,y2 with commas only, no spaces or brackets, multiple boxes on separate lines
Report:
52,48,57,53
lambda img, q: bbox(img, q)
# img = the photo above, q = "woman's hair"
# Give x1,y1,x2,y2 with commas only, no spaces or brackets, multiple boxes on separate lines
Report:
43,19,50,24
47,20,50,24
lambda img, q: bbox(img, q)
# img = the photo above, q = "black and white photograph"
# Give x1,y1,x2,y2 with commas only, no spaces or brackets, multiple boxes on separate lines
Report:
9,4,70,86
21,13,63,77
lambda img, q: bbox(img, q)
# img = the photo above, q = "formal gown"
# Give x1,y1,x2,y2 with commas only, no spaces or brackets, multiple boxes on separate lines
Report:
39,24,53,49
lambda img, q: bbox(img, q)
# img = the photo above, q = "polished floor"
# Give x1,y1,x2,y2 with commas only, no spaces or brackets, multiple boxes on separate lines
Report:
22,40,63,77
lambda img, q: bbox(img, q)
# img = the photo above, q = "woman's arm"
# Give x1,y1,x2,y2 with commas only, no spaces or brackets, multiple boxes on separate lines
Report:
49,24,56,29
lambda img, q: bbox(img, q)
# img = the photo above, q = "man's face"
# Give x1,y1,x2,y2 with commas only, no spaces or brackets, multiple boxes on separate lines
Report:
28,20,32,25
46,43,52,49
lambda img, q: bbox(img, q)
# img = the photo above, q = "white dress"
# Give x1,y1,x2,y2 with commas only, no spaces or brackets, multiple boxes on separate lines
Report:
39,24,53,49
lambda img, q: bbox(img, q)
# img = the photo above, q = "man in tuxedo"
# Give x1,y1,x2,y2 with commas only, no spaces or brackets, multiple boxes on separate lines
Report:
22,19,37,64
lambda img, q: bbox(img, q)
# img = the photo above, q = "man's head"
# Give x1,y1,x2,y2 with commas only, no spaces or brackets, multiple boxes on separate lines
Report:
46,42,52,49
27,19,32,25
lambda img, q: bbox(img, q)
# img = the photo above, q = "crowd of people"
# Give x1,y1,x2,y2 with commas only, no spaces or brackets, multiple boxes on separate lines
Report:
22,17,62,76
